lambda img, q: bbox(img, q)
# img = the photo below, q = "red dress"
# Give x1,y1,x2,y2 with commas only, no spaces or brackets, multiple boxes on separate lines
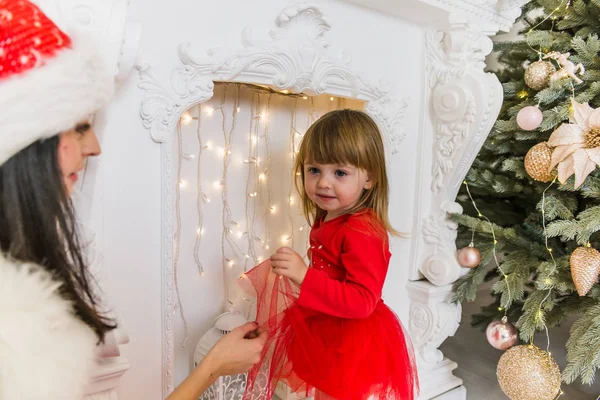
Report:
238,210,418,400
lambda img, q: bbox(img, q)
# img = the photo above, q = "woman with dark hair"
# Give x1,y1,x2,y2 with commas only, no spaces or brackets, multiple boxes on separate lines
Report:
0,1,265,399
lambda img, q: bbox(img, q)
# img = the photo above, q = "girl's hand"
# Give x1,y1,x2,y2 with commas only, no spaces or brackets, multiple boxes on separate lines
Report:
270,247,308,285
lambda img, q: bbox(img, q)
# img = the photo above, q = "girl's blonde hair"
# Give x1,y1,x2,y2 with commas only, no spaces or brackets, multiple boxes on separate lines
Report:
294,109,400,236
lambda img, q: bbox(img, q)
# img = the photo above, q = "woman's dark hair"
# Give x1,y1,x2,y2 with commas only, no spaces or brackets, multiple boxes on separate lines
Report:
0,135,115,342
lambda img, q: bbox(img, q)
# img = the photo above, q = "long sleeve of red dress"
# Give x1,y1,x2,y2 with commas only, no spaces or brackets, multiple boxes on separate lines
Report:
297,216,390,318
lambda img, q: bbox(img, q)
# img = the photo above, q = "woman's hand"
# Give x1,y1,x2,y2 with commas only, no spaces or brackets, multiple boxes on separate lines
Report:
270,247,308,285
204,322,267,376
166,322,267,399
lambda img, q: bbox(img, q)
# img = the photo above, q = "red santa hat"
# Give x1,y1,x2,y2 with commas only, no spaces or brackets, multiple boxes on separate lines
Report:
0,0,114,165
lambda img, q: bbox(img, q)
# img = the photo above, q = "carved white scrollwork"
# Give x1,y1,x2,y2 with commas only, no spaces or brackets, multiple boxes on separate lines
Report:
421,202,464,286
137,3,408,156
408,282,462,365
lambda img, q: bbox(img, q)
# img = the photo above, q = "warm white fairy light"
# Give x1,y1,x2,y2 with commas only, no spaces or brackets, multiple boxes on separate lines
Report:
179,179,187,188
173,123,189,346
329,96,334,101
181,112,192,125
174,84,322,326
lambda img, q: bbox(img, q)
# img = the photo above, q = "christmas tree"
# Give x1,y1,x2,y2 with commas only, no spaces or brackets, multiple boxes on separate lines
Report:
452,0,600,389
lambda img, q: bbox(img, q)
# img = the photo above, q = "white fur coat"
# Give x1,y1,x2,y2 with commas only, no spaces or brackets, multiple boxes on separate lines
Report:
0,254,97,400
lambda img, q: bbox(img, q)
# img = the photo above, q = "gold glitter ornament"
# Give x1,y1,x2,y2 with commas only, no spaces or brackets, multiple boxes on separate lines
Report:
497,345,561,400
524,142,555,182
570,246,600,296
524,60,556,91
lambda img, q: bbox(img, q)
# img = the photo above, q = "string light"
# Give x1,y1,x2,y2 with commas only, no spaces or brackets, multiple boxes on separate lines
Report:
173,123,189,346
464,181,512,317
181,112,192,125
174,84,338,322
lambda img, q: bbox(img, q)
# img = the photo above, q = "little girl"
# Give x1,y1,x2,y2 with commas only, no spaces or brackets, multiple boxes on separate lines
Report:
239,109,418,400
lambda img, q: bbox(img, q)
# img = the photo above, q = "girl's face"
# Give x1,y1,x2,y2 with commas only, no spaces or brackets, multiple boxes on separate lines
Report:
57,120,101,195
303,160,372,221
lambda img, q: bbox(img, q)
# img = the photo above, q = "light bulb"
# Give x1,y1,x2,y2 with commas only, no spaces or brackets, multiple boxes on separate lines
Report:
179,180,187,188
181,113,192,125
270,205,276,214
237,107,241,112
289,196,294,204
330,97,334,101
205,106,214,115
302,96,308,100
213,181,222,189
259,173,266,181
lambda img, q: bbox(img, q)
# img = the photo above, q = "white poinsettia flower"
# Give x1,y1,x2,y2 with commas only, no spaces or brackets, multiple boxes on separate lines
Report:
548,98,600,188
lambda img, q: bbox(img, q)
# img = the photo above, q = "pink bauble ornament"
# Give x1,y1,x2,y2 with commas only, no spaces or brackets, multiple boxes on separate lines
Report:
486,319,518,350
517,106,543,131
457,245,481,268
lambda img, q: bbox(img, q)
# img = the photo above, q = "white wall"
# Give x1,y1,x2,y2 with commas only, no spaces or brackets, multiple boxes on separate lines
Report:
97,1,427,398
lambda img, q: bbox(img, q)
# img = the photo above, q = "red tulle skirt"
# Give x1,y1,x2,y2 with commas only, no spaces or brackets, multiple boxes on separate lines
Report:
238,260,418,400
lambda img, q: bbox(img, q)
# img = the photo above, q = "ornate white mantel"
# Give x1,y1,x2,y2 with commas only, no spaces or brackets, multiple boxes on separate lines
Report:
132,1,523,399
355,1,516,399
